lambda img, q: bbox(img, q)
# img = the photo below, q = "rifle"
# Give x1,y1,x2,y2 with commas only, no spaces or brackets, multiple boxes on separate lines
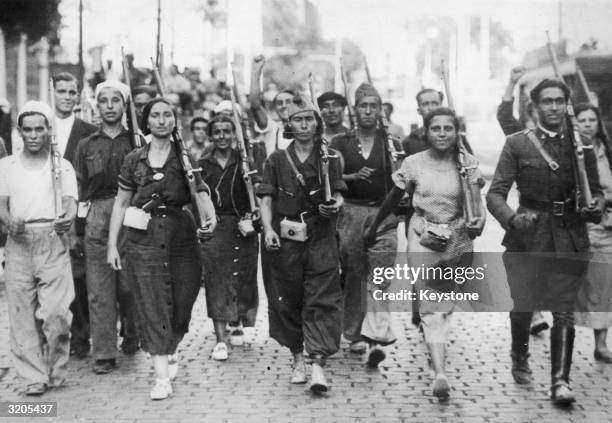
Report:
229,87,259,236
440,59,479,222
121,48,142,148
362,56,405,168
150,62,213,230
339,57,356,131
231,66,257,160
150,57,166,95
48,78,63,218
546,31,595,210
308,72,335,204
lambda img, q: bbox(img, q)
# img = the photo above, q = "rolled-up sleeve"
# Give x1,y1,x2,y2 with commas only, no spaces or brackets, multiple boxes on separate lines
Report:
392,156,413,191
256,155,277,198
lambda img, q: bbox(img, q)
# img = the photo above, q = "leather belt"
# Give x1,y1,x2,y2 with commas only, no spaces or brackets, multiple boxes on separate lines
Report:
520,197,575,216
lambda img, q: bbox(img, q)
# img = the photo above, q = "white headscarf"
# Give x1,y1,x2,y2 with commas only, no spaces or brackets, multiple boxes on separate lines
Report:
17,101,53,126
94,80,130,103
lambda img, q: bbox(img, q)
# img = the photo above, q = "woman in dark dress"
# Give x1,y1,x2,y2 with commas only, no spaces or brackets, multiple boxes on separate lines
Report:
199,115,260,361
107,98,216,400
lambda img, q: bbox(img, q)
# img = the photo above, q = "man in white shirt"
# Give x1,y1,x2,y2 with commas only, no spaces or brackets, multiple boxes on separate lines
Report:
52,72,98,359
0,101,78,396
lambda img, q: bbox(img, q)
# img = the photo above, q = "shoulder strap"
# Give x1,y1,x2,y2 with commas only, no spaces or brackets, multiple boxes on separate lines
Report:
284,148,306,187
525,130,559,171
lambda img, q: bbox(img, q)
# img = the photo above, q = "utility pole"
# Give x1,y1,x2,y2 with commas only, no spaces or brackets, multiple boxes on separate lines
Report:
156,0,162,68
79,0,84,87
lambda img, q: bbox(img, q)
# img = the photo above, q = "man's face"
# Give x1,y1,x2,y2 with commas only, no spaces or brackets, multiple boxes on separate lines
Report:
275,92,294,121
210,121,233,151
289,111,317,143
383,103,392,120
54,80,78,115
536,87,566,129
19,114,49,154
355,96,380,129
320,99,345,127
576,109,598,139
417,91,441,117
134,93,153,120
96,88,126,125
192,121,207,144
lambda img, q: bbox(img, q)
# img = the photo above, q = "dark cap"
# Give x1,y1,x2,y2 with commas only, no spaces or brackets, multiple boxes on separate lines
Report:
316,91,347,108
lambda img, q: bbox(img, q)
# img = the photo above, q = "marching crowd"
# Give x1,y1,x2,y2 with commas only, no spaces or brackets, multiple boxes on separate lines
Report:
0,53,611,409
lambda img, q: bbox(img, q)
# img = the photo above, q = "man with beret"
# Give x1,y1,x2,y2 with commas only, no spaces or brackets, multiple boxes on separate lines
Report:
52,72,98,359
330,83,397,366
0,101,78,395
317,91,350,140
74,80,138,374
257,95,346,393
487,78,603,405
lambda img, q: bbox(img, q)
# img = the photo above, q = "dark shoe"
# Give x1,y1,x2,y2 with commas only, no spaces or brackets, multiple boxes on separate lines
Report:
24,383,46,396
594,349,612,363
365,345,386,368
309,363,328,393
530,312,549,336
121,339,140,355
550,326,576,406
93,359,116,374
511,352,533,384
71,344,90,359
432,374,451,399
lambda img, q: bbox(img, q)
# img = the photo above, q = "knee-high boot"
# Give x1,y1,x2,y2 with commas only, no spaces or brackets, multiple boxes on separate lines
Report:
550,326,576,405
510,312,532,384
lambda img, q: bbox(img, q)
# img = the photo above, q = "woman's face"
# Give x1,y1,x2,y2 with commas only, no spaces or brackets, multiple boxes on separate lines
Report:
147,101,175,138
426,115,457,152
576,109,599,139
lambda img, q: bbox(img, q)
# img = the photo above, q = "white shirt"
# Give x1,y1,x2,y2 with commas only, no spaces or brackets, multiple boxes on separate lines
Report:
0,154,78,221
55,114,75,156
254,117,291,157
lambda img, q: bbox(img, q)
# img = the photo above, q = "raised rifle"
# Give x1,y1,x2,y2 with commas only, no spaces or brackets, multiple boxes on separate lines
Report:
48,78,63,218
440,59,479,222
363,55,404,168
229,87,259,236
231,66,257,162
308,72,336,204
121,48,142,148
339,57,356,132
150,57,166,96
150,61,213,231
546,31,596,210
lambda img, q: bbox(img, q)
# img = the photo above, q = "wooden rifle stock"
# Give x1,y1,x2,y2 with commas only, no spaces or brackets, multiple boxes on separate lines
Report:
229,88,258,213
339,57,356,131
150,57,166,96
440,60,478,221
121,48,142,148
308,72,334,204
546,32,595,209
49,78,63,218
231,66,257,164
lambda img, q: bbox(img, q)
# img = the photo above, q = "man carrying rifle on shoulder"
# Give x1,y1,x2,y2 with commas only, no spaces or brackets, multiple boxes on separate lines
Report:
487,79,603,405
317,92,350,140
0,101,78,396
74,80,139,374
330,83,398,365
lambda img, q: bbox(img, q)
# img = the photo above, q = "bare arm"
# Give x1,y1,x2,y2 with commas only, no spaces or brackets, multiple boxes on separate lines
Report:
249,55,268,130
107,188,133,270
260,195,280,250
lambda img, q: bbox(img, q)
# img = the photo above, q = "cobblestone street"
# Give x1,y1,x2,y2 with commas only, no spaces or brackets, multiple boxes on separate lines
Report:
1,194,612,422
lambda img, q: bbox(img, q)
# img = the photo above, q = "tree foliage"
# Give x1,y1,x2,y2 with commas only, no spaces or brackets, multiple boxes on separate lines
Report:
0,0,61,42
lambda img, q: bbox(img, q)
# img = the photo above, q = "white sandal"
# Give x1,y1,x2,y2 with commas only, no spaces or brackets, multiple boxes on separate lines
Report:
212,342,228,361
150,378,172,400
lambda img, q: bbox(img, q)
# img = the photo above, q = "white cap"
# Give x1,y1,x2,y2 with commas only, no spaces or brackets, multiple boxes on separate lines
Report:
214,100,240,116
18,101,53,126
94,80,130,103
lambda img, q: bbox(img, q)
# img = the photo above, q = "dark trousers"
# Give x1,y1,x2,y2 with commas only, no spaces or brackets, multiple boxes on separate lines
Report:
267,217,342,359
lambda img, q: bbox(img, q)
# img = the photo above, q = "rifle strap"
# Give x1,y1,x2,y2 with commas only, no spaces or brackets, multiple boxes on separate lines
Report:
284,148,306,187
526,130,560,171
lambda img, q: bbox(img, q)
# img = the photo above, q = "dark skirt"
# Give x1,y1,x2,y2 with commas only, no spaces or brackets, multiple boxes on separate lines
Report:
201,215,259,326
125,209,201,355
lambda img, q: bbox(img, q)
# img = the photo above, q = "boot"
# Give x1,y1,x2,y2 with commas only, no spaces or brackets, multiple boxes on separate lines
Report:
510,313,533,384
550,326,576,405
